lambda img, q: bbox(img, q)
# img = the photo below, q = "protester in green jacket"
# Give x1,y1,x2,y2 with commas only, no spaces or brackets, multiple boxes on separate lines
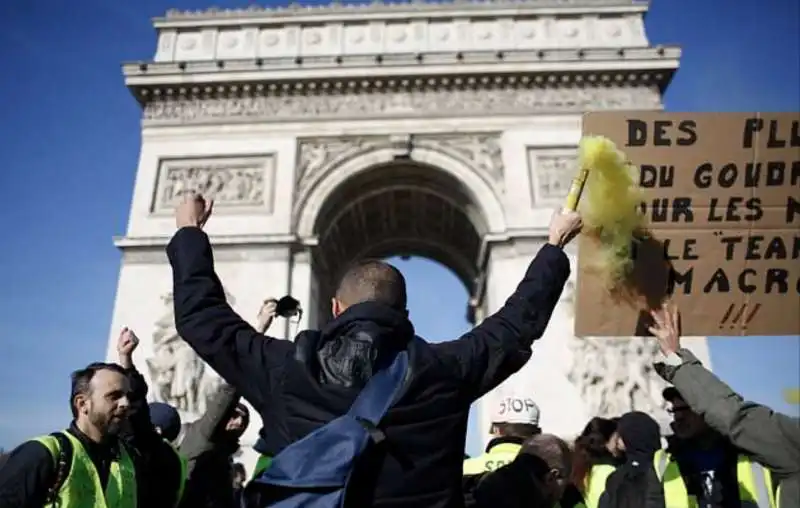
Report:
650,303,800,508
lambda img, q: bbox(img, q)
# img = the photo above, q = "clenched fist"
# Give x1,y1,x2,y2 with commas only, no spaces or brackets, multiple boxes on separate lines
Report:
176,192,214,230
117,327,140,369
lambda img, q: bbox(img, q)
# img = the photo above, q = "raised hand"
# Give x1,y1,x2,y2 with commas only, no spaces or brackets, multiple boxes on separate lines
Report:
649,302,681,356
256,298,279,334
117,327,140,369
548,209,583,248
176,192,214,229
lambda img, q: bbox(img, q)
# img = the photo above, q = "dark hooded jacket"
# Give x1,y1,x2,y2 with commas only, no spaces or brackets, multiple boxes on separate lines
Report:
177,387,246,508
599,412,664,508
167,226,570,508
463,453,554,508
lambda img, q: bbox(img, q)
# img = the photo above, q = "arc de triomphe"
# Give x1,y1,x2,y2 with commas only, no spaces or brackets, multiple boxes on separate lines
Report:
106,0,710,470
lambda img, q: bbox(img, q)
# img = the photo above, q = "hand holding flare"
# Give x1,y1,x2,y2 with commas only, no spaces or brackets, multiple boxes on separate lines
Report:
566,136,647,298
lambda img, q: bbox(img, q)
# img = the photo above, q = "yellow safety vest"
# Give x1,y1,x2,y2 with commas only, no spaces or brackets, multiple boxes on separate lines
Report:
653,449,776,508
574,464,617,508
463,442,522,475
33,432,137,508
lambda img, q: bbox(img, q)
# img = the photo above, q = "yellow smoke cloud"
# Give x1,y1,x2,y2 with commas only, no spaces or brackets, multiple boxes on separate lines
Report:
578,136,648,300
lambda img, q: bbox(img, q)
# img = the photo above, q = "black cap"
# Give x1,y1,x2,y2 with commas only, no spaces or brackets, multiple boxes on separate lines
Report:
662,386,683,402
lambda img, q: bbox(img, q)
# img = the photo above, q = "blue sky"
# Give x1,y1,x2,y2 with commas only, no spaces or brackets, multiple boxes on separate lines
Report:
0,0,798,454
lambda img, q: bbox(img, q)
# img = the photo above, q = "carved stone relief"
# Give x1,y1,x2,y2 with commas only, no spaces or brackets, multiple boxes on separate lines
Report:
421,134,504,184
152,155,276,213
143,86,662,123
566,336,669,424
560,260,668,424
295,138,375,199
529,150,579,204
146,291,235,416
294,134,505,219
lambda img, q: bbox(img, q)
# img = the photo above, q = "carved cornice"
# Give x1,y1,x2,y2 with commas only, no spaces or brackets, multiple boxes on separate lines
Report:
161,0,645,23
121,243,292,265
134,70,666,124
126,47,678,84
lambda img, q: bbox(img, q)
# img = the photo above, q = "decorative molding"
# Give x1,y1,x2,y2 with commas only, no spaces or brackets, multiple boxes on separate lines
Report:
141,81,662,124
150,14,652,62
163,1,645,21
417,134,504,184
293,133,505,224
528,149,579,205
295,137,378,200
121,244,292,265
152,155,276,213
488,237,548,260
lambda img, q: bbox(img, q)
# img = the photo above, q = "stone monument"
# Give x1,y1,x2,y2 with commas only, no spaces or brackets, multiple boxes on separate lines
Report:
106,0,711,473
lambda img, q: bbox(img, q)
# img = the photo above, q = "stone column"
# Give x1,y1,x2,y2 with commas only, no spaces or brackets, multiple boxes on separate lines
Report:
287,247,314,336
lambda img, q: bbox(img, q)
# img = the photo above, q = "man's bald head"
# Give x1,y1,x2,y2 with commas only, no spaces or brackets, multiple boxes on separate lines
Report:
333,259,407,315
521,433,572,477
519,433,573,502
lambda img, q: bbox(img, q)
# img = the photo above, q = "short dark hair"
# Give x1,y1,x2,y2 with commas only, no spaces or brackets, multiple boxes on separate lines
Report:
572,417,618,485
662,386,683,403
493,422,542,440
70,362,127,418
520,434,572,477
335,259,407,310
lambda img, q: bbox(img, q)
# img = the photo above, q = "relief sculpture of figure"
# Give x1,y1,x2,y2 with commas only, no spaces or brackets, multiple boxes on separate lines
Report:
146,291,231,416
567,323,668,421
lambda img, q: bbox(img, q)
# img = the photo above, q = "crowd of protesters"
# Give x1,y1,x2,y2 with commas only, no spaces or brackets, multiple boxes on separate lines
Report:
0,193,797,508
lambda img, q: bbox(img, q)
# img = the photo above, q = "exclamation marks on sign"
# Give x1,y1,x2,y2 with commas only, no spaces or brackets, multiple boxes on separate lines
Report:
719,303,762,329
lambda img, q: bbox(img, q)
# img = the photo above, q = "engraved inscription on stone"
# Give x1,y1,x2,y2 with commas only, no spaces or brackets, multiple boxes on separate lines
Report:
152,155,276,213
144,87,662,123
528,150,578,204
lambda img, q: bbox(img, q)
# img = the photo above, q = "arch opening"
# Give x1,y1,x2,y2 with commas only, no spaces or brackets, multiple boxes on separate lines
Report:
309,161,488,324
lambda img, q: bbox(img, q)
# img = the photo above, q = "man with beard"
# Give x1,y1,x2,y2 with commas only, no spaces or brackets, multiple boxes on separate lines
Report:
0,362,136,507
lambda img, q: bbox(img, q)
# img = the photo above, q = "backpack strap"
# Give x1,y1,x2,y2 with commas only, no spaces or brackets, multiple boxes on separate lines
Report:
45,432,73,506
346,348,410,429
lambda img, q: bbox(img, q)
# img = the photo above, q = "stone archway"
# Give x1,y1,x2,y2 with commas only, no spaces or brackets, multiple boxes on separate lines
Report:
110,0,716,474
293,135,507,327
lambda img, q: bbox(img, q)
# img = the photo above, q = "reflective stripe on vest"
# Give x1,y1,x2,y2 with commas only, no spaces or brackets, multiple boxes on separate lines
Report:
736,455,776,508
33,432,137,508
653,449,775,508
581,464,616,508
462,443,522,475
170,442,188,508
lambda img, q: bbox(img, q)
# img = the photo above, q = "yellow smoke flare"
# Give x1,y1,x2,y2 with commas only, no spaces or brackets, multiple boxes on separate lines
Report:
578,136,647,298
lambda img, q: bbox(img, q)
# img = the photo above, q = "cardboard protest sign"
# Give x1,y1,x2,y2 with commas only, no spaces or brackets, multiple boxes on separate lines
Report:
575,112,799,337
